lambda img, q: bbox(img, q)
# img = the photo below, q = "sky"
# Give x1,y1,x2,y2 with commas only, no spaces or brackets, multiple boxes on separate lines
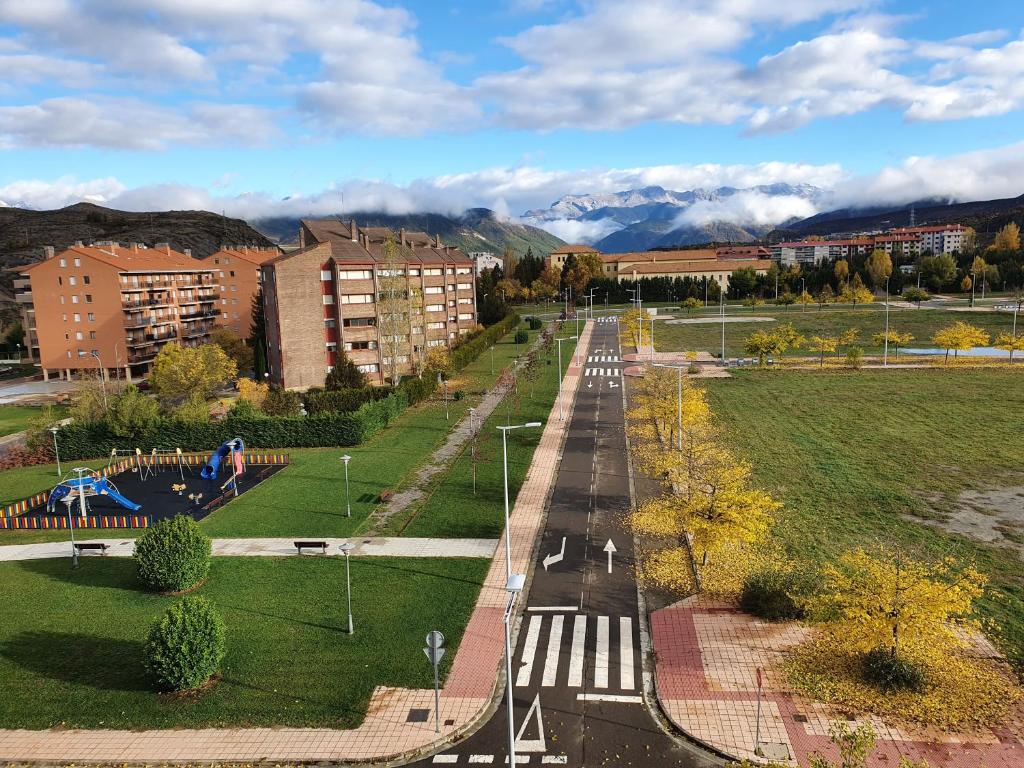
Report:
1,0,1023,228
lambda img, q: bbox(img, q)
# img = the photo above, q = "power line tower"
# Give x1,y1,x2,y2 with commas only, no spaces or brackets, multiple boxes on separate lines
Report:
909,205,916,228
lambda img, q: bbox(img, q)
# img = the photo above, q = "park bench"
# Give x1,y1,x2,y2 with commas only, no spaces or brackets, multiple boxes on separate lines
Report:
73,542,108,556
294,540,328,554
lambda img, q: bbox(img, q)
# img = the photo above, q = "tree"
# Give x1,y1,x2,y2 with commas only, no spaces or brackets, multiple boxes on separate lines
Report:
236,378,269,410
681,297,702,316
838,274,873,308
961,275,973,294
809,335,838,367
172,393,211,423
815,284,835,309
901,286,930,307
872,329,915,361
728,267,758,298
564,252,602,299
962,226,977,253
920,253,957,291
68,378,110,424
248,288,268,379
424,345,452,379
210,327,254,374
865,249,893,289
932,321,989,362
994,332,1024,363
150,342,237,406
837,329,860,359
991,221,1021,252
533,266,560,301
324,352,367,390
797,289,814,309
495,276,525,303
774,291,796,310
262,385,302,417
833,259,850,287
377,234,411,386
619,308,650,351
743,330,784,366
816,547,985,660
108,384,159,438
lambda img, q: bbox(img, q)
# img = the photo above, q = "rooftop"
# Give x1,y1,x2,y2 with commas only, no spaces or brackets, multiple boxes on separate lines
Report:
21,243,208,273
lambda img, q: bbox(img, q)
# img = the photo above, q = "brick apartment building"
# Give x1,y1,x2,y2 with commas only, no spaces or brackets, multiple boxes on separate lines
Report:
261,219,478,389
772,224,968,266
15,242,218,381
198,246,280,336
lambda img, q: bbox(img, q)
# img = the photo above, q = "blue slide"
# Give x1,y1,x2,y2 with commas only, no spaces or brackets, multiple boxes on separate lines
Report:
47,475,142,514
201,437,244,480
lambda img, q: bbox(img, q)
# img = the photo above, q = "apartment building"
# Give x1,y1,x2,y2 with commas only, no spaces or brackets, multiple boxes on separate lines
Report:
545,244,601,272
262,219,478,389
773,224,967,265
198,246,280,336
15,243,218,381
467,251,503,276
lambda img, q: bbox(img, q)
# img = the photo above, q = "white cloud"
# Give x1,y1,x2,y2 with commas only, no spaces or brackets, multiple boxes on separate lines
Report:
534,218,625,243
674,192,818,228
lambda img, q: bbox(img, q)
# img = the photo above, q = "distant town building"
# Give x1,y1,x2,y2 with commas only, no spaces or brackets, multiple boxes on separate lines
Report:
198,246,280,337
15,242,218,381
467,251,503,276
546,244,601,272
262,219,478,389
772,224,967,266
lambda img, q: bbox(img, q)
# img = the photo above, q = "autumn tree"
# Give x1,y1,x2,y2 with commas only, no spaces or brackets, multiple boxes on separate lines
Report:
150,342,237,406
865,249,893,289
236,377,269,410
838,274,873,308
808,335,838,367
564,251,603,299
872,329,915,361
619,308,650,352
424,345,452,379
815,284,835,309
681,297,702,316
994,332,1024,363
932,321,989,362
377,235,411,386
797,289,814,309
901,286,930,307
532,265,560,301
961,275,973,294
833,259,850,287
991,221,1021,252
210,327,254,374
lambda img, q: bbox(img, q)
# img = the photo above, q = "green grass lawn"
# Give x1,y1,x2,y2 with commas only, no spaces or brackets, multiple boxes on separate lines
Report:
387,336,578,538
0,555,487,729
0,404,66,438
655,306,1019,359
702,367,1024,667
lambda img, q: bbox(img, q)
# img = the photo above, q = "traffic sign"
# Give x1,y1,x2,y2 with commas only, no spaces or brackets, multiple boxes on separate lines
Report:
424,646,446,665
426,630,445,649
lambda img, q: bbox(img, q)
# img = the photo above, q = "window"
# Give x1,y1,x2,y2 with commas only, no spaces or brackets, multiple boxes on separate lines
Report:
69,276,77,286
85,294,92,304
357,363,379,374
57,276,63,286
427,321,445,330
448,284,456,292
59,258,67,267
338,269,372,280
60,296,65,305
324,318,337,329
67,350,72,358
409,268,421,276
344,340,378,351
322,294,335,305
73,313,81,323
424,286,443,294
340,294,373,304
230,285,237,292
379,268,405,277
342,317,376,328
89,331,96,340
447,267,455,274
426,303,444,312
64,332,70,340
73,258,81,267
62,313,67,322
458,313,474,320
320,270,333,281
456,267,471,275
427,339,445,348
457,282,472,290
458,297,473,305
229,270,235,277
224,257,231,265
77,349,86,358
75,331,83,341
325,341,338,352
424,268,443,276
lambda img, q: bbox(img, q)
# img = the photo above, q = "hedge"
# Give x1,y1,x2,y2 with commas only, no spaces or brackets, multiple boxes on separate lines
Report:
303,386,392,415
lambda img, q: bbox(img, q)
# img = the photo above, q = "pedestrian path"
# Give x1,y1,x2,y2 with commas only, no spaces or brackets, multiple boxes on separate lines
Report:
432,754,567,764
0,537,498,562
583,368,622,377
513,612,639,696
585,355,620,363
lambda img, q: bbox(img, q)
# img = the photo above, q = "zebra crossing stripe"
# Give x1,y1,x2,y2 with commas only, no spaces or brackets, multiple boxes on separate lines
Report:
469,756,495,763
516,615,543,687
542,615,564,686
620,617,634,690
433,756,458,764
567,614,586,687
595,616,609,688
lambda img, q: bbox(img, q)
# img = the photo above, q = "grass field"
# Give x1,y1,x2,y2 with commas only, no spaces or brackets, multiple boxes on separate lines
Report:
655,307,1019,359
702,367,1024,666
0,555,487,729
0,404,65,438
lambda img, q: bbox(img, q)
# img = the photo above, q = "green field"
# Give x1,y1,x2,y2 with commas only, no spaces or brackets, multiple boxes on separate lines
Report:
654,306,1019,359
702,367,1024,666
0,405,65,438
0,555,487,729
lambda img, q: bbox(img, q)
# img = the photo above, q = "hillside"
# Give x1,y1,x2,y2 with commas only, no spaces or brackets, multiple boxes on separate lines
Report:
771,194,1024,243
255,208,564,257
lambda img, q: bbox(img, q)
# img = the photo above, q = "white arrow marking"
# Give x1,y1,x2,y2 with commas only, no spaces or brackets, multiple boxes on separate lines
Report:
515,693,547,753
542,537,566,570
609,381,620,389
603,539,617,573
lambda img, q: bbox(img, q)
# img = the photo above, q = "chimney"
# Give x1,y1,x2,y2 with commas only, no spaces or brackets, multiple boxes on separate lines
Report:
43,245,55,259
74,240,83,247
184,248,192,258
350,219,358,242
400,227,407,247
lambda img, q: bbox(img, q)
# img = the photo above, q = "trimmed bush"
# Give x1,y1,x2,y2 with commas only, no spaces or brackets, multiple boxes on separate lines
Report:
304,386,391,415
528,316,543,330
144,596,226,692
134,516,212,593
739,567,805,621
862,647,927,692
514,329,529,344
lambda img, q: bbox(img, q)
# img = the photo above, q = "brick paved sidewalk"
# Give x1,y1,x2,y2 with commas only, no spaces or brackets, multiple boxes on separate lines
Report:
0,536,498,562
651,596,1024,767
0,322,595,765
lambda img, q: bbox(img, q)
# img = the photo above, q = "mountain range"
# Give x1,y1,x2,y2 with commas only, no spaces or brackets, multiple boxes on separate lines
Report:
522,184,824,251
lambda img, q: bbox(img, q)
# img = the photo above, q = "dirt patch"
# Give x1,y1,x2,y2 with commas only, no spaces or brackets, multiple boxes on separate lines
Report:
913,485,1024,556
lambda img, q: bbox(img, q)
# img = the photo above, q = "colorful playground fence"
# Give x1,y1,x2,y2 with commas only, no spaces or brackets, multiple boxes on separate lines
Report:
0,514,152,530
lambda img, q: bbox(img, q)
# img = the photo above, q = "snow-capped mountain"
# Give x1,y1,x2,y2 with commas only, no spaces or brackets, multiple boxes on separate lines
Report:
522,183,825,251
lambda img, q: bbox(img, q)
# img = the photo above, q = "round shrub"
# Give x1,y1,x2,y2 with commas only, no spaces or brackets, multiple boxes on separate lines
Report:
144,595,226,692
134,515,212,593
514,329,529,344
862,647,927,692
528,317,543,330
739,567,805,621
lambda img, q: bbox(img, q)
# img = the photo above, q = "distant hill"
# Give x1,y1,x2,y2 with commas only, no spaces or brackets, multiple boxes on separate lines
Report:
771,194,1024,243
255,208,564,258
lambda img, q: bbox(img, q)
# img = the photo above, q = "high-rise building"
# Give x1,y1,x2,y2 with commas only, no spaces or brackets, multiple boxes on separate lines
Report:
198,246,280,337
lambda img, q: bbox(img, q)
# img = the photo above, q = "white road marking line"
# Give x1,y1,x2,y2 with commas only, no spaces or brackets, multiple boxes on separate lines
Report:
469,756,494,763
504,757,530,764
433,756,458,764
575,693,643,704
516,615,543,687
527,606,577,612
620,616,635,690
541,757,568,764
595,615,609,688
542,615,564,686
567,614,586,687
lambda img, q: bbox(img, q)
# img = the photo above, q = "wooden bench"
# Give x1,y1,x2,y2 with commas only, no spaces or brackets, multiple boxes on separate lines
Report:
73,542,108,556
294,540,328,554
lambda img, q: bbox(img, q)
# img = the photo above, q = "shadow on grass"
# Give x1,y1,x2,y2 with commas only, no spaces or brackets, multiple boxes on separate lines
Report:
216,602,347,635
0,630,149,691
15,556,142,592
357,559,485,588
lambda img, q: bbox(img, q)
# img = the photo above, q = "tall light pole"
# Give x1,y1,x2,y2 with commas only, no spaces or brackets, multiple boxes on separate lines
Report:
800,277,806,313
339,541,355,634
720,290,726,364
653,363,685,451
554,336,577,420
497,422,541,580
490,345,495,375
90,351,107,410
504,573,526,768
883,277,891,368
49,426,61,476
340,454,352,517
585,288,597,321
649,315,656,362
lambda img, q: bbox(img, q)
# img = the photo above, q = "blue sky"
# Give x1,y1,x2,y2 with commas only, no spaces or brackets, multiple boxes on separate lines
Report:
0,0,1023,225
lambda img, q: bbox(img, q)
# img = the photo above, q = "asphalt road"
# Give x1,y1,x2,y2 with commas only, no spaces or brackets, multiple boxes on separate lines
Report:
411,319,719,768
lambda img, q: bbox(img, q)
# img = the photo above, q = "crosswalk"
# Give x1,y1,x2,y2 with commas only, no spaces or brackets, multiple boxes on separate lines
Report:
583,368,622,377
433,755,566,764
596,316,618,323
586,355,619,363
515,613,638,692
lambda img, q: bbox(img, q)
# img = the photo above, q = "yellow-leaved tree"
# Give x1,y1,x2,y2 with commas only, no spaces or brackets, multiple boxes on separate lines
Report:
619,308,650,352
931,321,989,362
994,332,1024,363
991,222,1020,252
808,335,838,367
236,378,269,410
871,329,915,361
151,342,237,406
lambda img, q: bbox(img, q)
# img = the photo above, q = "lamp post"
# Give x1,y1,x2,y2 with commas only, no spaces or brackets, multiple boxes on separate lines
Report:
90,351,108,410
554,336,577,420
720,291,726,364
800,277,806,313
490,345,495,375
649,315,655,362
340,454,352,517
339,541,355,634
653,363,686,451
883,277,891,368
49,426,61,476
497,423,541,580
504,573,526,768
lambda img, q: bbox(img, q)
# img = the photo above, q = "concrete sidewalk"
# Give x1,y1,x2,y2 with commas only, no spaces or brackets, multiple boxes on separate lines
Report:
0,324,595,765
0,536,498,561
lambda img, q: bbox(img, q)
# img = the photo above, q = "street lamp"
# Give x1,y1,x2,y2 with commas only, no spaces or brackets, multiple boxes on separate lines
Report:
504,573,526,768
649,315,656,362
49,426,61,476
339,541,355,634
497,423,542,580
800,277,806,313
340,454,352,517
90,351,108,410
720,291,727,364
554,337,577,421
883,277,891,368
653,363,686,451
